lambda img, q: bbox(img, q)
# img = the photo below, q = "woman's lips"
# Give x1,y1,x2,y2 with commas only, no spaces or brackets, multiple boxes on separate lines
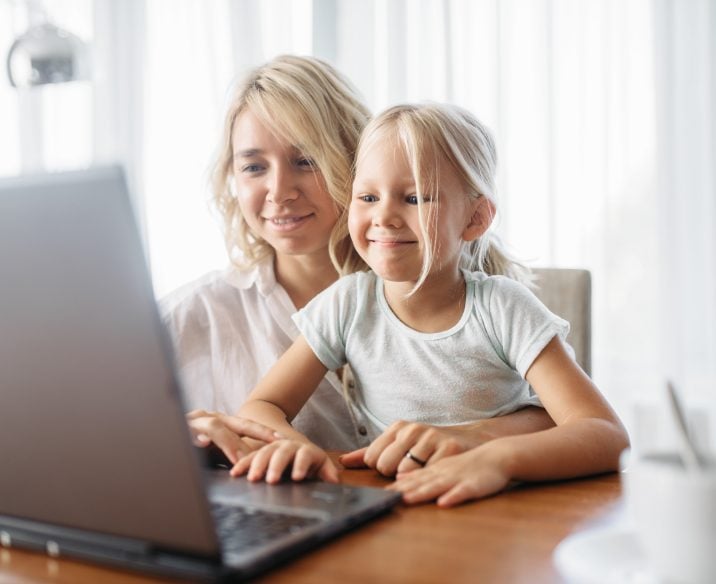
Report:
264,214,313,231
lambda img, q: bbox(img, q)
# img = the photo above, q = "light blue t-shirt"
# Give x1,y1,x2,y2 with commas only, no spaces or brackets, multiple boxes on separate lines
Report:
292,269,569,441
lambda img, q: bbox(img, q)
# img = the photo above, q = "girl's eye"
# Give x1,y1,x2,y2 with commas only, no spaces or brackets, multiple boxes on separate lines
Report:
359,194,378,203
405,194,432,205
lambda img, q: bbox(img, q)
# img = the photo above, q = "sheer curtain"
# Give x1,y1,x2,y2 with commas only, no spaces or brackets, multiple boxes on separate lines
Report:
335,0,716,443
2,0,714,444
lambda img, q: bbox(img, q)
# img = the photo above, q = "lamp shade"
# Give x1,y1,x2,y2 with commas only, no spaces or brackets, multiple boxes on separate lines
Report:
6,23,90,88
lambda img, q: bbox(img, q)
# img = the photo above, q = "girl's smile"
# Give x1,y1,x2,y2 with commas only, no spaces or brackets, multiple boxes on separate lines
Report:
349,128,474,285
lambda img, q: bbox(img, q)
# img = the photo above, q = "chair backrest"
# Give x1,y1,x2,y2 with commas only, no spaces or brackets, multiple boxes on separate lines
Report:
532,268,592,376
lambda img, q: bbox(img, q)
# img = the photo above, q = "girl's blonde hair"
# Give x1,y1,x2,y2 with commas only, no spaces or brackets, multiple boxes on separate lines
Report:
211,55,370,275
355,103,531,289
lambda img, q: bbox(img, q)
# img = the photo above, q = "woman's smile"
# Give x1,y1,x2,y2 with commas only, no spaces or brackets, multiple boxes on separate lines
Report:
264,213,315,232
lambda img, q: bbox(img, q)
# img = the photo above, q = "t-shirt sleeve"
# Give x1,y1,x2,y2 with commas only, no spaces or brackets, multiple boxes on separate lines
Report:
292,276,357,371
484,277,571,378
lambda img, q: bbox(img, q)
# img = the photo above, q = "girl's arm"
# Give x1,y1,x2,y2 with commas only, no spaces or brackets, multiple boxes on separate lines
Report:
390,336,630,506
233,335,338,483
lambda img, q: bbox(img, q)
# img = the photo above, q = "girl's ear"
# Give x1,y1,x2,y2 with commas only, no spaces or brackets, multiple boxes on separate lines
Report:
462,196,495,242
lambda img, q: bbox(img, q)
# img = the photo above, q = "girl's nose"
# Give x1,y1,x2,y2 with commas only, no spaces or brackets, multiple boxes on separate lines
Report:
372,199,403,228
267,167,300,204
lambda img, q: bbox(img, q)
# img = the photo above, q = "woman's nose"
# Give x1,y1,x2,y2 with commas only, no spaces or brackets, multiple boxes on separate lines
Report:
267,167,299,204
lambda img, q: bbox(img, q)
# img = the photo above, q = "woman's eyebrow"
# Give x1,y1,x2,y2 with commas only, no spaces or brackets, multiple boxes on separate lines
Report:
234,148,262,159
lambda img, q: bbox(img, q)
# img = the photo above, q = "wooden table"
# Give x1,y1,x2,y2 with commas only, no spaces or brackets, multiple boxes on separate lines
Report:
0,466,622,584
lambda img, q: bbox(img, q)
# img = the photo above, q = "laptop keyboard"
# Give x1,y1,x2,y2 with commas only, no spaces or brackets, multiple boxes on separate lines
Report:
211,502,322,554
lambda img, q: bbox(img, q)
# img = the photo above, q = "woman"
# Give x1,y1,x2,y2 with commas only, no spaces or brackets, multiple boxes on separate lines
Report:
161,55,554,469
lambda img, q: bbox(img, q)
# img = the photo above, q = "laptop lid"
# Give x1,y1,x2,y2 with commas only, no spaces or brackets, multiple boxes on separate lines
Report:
0,166,221,561
0,166,399,580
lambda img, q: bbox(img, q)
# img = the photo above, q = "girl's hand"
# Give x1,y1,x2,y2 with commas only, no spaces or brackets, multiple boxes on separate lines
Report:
388,444,511,507
230,439,339,484
339,421,469,476
186,409,282,466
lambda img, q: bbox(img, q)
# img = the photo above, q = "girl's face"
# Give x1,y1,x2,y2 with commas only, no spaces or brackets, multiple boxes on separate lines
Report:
231,109,340,261
349,128,474,283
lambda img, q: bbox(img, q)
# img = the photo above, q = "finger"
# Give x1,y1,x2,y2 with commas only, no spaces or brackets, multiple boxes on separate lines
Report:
186,409,211,420
392,472,453,505
437,483,476,508
246,443,279,482
193,432,211,446
265,442,297,484
292,446,317,481
362,421,405,468
396,437,436,475
317,459,340,483
338,447,368,468
426,437,464,464
219,414,283,443
377,424,430,476
230,451,257,477
188,418,245,464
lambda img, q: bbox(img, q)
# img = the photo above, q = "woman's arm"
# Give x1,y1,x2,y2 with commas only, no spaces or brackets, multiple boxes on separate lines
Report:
340,407,555,475
390,336,629,506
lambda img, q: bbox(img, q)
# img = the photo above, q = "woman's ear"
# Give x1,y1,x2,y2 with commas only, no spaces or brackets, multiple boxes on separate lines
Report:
462,196,495,242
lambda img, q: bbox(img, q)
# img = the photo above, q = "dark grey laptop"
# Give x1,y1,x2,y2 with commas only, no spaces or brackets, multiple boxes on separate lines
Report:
0,166,399,581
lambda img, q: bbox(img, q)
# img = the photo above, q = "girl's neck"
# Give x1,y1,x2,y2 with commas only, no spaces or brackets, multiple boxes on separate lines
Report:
383,268,466,333
274,250,339,310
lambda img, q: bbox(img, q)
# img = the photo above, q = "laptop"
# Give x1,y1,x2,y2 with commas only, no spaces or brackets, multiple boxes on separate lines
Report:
0,166,400,581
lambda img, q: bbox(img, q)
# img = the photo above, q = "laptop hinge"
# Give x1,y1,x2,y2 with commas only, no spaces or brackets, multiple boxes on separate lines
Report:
0,515,221,578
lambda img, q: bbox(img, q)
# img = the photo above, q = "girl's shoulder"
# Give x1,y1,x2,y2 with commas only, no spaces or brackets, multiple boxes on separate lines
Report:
463,269,533,297
463,270,546,318
322,269,377,295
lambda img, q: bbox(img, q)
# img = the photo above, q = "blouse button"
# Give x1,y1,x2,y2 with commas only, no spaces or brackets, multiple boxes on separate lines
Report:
358,426,368,436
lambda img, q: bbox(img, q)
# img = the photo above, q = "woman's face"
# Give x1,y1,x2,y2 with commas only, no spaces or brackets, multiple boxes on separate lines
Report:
231,109,340,261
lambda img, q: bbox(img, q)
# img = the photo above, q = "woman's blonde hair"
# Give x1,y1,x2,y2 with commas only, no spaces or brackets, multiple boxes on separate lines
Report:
211,55,370,275
355,103,531,290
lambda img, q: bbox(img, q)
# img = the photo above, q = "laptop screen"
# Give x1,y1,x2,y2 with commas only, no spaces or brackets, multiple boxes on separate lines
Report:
0,167,219,557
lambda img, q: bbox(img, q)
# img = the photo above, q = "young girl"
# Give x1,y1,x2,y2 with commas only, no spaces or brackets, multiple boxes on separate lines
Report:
234,103,629,499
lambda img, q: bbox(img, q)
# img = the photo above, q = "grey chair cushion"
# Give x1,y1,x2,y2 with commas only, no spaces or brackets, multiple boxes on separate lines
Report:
532,268,592,376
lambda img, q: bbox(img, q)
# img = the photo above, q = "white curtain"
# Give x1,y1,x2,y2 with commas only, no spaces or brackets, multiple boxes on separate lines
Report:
2,0,714,446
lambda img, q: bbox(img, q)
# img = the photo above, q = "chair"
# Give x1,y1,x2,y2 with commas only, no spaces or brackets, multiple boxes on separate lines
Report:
532,268,592,376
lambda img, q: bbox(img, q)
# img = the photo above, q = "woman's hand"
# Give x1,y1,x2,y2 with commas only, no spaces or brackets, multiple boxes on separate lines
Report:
230,439,339,484
388,443,512,507
339,421,470,476
186,409,281,466
338,408,555,477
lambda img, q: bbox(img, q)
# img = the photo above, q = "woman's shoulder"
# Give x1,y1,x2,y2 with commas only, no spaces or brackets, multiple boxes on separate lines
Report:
159,263,267,321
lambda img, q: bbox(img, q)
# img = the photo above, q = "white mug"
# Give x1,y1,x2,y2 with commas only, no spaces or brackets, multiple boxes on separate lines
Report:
624,451,716,584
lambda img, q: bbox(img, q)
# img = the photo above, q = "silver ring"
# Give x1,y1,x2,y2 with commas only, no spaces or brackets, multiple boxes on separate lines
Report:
404,450,427,467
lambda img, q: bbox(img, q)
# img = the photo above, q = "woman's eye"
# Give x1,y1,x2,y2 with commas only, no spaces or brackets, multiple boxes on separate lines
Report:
359,194,378,203
296,157,317,169
241,164,264,173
